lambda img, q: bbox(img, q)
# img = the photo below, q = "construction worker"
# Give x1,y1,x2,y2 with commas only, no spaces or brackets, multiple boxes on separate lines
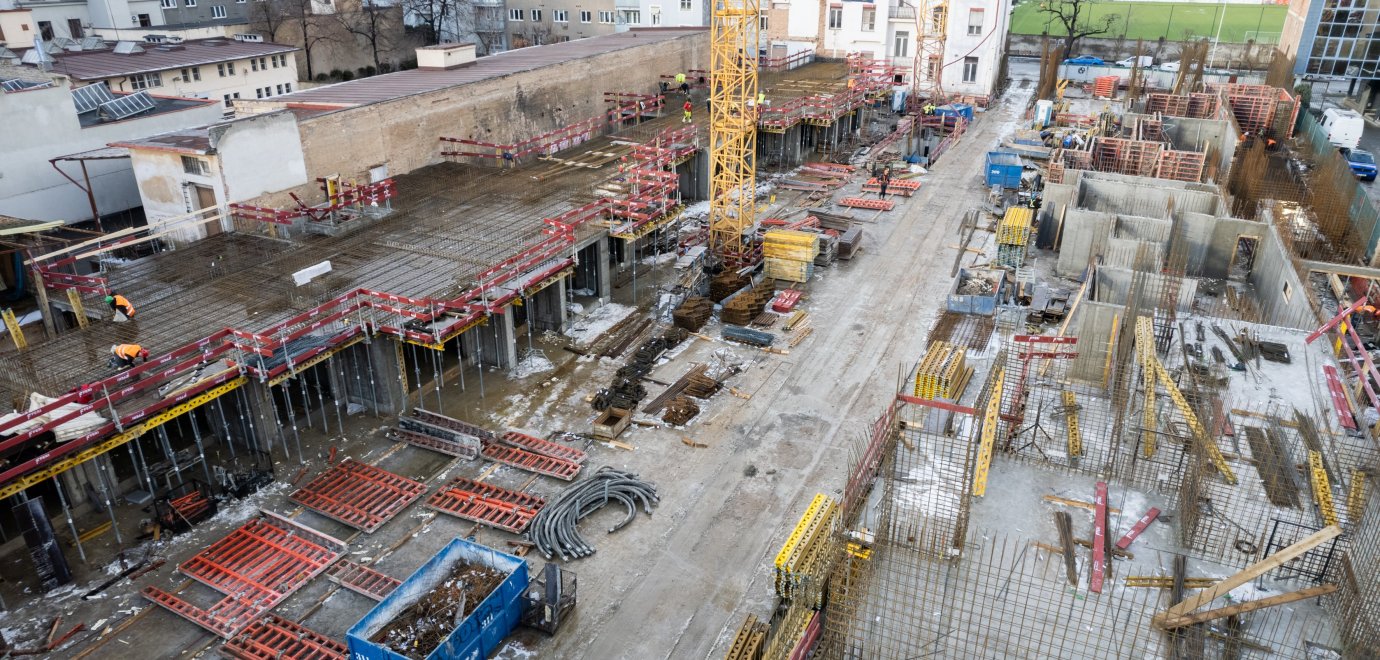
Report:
105,292,135,322
110,343,149,370
878,165,892,199
923,102,936,115
676,72,689,96
683,100,693,124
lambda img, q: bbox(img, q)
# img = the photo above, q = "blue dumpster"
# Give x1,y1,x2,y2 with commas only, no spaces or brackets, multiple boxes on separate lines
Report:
348,538,529,660
985,151,1024,189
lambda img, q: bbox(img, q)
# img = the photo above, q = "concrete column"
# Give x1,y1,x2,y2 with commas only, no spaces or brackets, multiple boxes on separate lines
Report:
243,379,285,455
530,278,567,332
477,307,518,370
596,239,613,300
366,338,407,416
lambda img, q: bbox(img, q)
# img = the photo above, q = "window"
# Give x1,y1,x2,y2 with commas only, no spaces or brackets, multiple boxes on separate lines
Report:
37,21,53,40
759,14,767,30
827,7,841,29
580,10,590,22
599,10,614,23
531,9,541,21
67,18,83,38
218,62,235,76
649,6,659,24
212,4,226,17
276,83,284,94
223,93,233,105
554,9,567,22
251,57,259,71
185,0,196,6
967,8,983,36
256,87,265,98
161,0,175,7
181,67,201,81
136,13,152,26
893,30,908,58
680,0,690,9
181,156,208,175
284,82,291,92
621,9,639,23
861,8,875,31
962,56,977,83
509,8,523,20
129,72,162,89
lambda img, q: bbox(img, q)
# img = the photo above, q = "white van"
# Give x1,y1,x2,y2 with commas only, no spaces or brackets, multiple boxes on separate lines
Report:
1322,108,1365,151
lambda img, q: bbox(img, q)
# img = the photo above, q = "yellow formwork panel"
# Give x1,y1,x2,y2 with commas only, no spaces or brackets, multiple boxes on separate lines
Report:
1311,451,1339,527
973,369,1005,497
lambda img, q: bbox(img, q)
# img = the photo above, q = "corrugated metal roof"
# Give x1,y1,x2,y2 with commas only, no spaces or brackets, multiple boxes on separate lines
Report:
270,29,703,109
27,39,300,81
110,127,213,154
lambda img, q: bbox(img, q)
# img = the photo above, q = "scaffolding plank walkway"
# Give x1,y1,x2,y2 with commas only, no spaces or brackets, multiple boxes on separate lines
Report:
482,443,582,480
289,459,427,533
143,513,344,638
501,431,588,464
222,614,347,660
426,476,547,533
326,559,400,601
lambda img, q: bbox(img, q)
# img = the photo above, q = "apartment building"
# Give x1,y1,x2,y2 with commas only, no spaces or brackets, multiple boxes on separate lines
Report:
21,34,299,109
504,0,619,48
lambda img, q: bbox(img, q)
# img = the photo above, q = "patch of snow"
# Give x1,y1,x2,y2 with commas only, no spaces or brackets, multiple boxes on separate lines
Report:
1226,582,1275,603
891,454,960,518
509,350,554,380
563,302,634,343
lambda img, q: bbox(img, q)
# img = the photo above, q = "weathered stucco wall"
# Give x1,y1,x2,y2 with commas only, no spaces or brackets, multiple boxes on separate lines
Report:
249,29,707,208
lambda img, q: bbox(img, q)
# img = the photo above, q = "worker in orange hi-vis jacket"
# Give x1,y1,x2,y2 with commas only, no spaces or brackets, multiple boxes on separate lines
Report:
110,343,150,370
105,292,135,322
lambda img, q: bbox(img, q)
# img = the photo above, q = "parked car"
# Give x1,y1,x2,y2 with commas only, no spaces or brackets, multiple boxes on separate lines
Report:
1322,108,1365,151
1340,147,1378,182
1064,55,1105,66
1116,56,1154,68
1157,61,1181,72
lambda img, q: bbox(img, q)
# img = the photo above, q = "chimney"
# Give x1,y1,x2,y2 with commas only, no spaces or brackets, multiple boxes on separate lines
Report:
415,43,476,71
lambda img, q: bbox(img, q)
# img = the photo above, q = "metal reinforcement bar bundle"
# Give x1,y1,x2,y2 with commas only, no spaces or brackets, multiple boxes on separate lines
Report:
527,467,659,560
763,230,820,283
773,493,838,607
914,340,968,399
995,206,1033,269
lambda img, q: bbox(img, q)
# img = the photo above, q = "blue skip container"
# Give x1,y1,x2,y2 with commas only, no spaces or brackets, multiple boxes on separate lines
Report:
347,538,529,660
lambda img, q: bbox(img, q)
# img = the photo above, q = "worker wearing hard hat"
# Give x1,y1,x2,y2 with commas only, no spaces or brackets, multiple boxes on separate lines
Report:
105,292,135,322
110,344,149,370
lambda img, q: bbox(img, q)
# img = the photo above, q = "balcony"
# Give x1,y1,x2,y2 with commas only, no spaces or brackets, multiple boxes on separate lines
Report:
891,4,916,21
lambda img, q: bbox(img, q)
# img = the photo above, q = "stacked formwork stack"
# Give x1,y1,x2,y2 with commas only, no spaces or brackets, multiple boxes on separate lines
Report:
914,340,970,400
763,229,820,283
995,206,1034,268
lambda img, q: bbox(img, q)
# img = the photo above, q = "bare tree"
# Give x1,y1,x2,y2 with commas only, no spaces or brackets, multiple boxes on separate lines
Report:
250,0,335,80
338,0,398,70
401,0,464,43
1039,0,1119,59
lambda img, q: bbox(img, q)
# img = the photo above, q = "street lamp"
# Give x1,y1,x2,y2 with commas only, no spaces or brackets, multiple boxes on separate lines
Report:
1207,0,1227,71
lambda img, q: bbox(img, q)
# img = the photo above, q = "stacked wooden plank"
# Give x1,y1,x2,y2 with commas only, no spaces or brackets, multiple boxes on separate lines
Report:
721,287,772,325
672,296,713,331
838,226,863,259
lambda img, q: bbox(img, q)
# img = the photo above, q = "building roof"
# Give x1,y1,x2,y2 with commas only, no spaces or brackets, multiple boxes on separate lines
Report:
110,126,214,154
265,29,703,108
23,38,299,81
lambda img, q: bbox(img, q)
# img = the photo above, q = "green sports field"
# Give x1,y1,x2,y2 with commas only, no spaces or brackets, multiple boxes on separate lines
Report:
1010,1,1287,44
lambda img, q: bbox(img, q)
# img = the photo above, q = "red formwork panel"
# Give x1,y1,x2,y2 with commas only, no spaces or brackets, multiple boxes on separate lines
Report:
290,459,427,533
501,431,587,465
411,408,497,442
145,513,344,638
481,443,582,480
325,559,400,601
838,197,895,211
222,614,347,660
426,476,547,533
387,427,480,459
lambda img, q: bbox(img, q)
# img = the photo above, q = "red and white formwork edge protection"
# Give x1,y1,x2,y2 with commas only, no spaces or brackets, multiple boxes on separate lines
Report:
289,459,428,533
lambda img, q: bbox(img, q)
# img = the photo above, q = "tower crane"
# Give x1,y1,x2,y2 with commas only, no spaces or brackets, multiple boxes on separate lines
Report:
913,0,948,104
707,0,761,268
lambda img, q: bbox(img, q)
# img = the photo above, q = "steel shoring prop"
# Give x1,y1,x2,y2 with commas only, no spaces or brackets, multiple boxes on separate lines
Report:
430,344,443,413
95,459,122,544
409,343,423,409
158,426,183,487
281,383,304,465
311,367,328,435
53,478,85,563
297,378,313,431
234,386,258,454
130,436,156,494
186,414,213,486
267,384,292,461
214,398,236,459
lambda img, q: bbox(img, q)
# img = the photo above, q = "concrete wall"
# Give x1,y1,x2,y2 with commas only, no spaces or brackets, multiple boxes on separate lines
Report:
1248,218,1314,329
1078,175,1223,218
0,77,222,223
125,147,225,236
248,29,706,207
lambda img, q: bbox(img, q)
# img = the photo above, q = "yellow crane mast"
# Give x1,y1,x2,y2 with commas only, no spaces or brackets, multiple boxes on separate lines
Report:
913,0,948,103
707,0,760,268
